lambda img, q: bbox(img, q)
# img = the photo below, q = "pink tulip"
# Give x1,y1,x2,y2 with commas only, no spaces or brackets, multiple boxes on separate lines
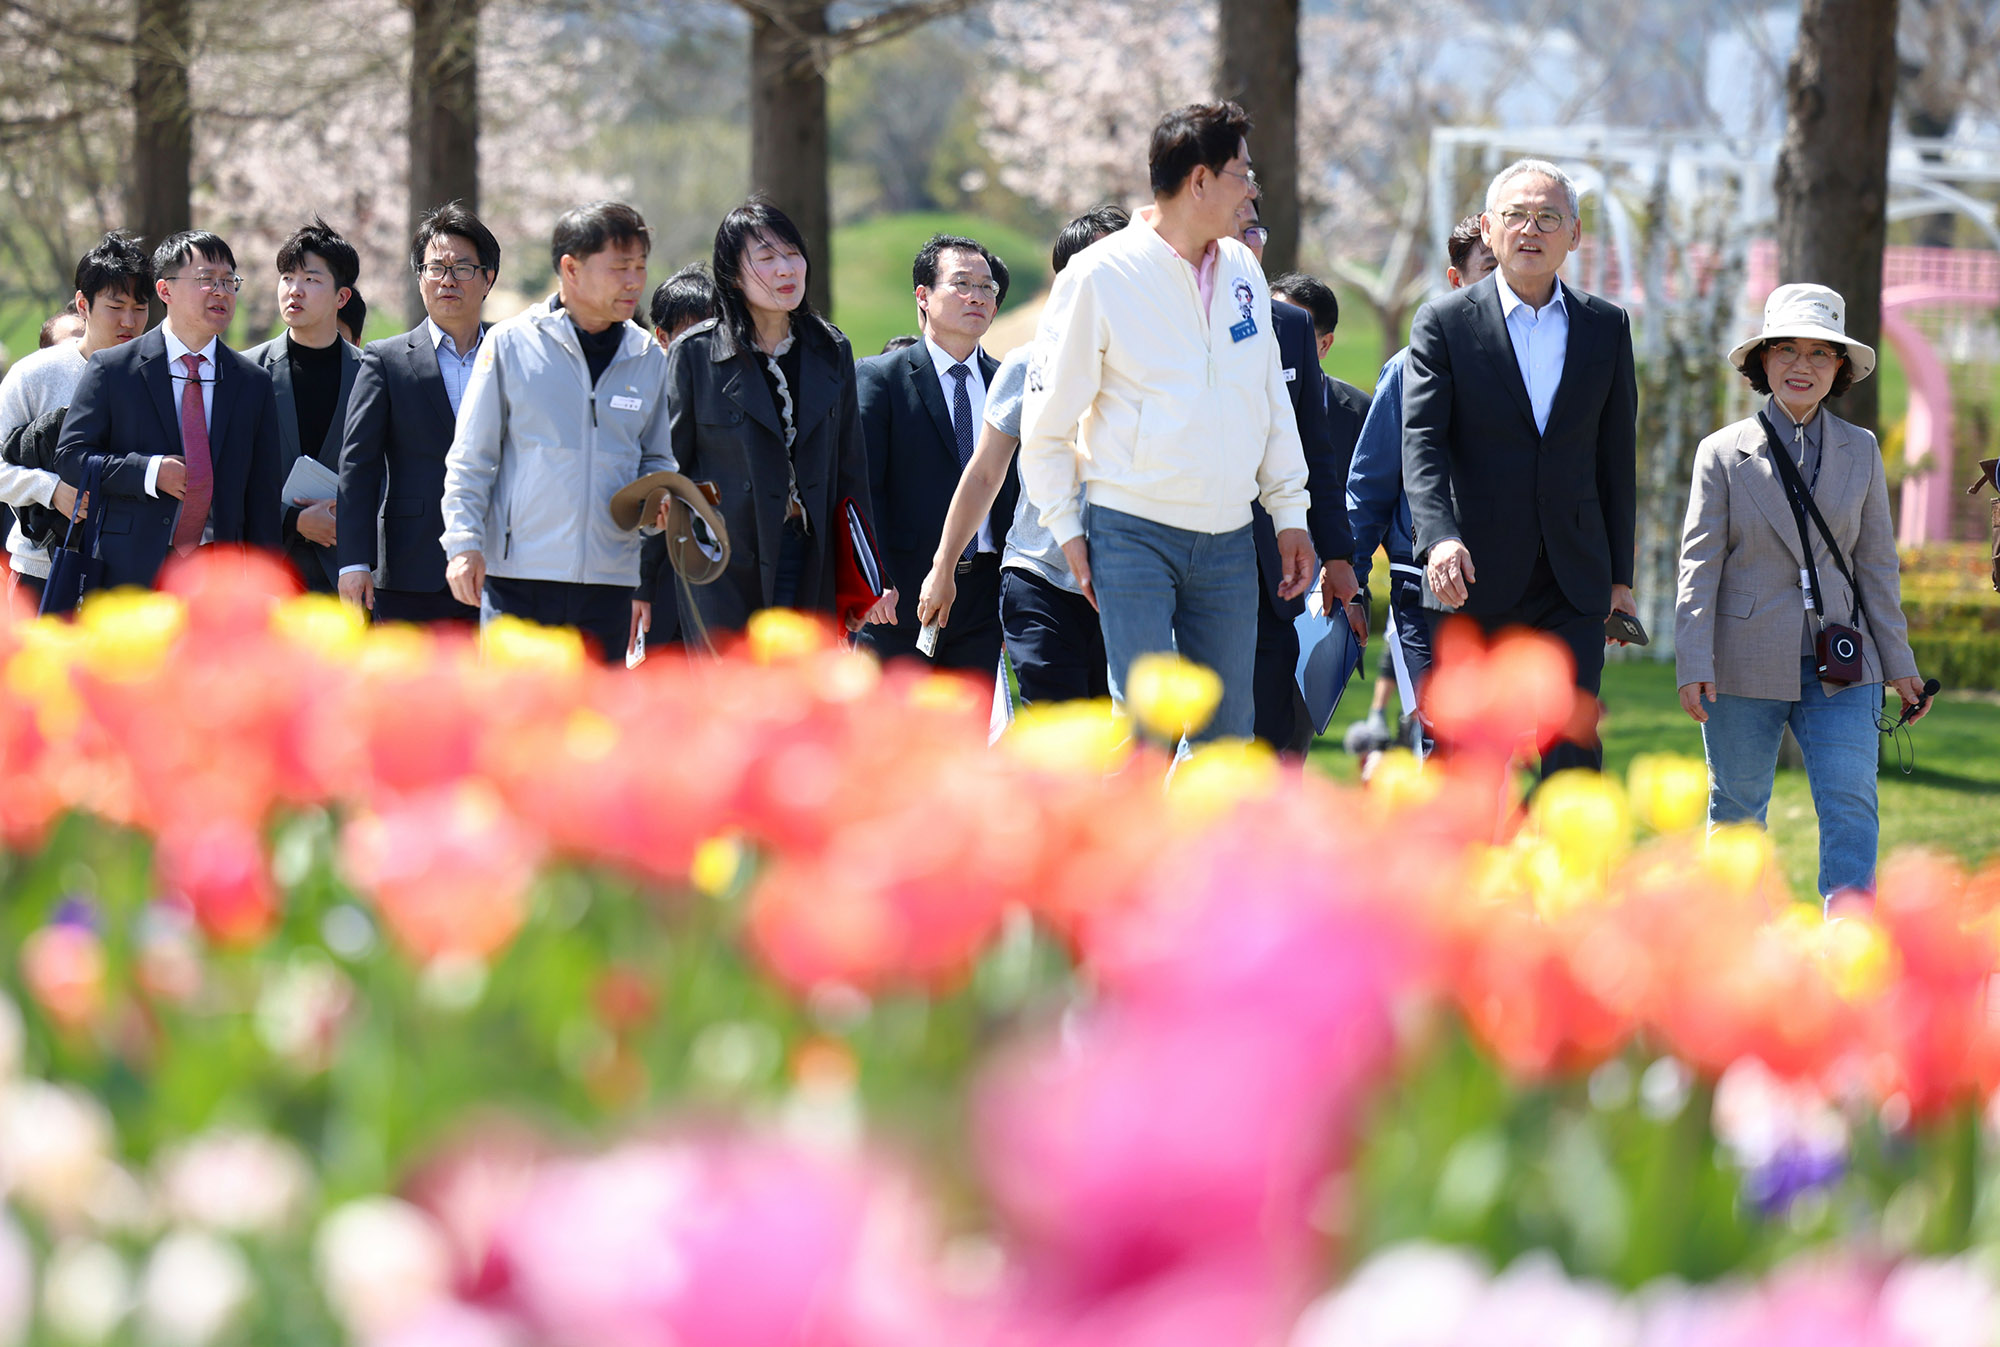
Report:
496,1137,949,1347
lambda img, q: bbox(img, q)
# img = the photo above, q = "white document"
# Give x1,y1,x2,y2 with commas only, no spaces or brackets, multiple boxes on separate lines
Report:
282,454,338,504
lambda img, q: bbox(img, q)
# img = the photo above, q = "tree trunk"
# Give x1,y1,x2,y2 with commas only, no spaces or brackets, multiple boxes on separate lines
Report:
1774,0,1899,438
131,0,192,255
749,0,833,315
1216,0,1300,276
409,0,481,316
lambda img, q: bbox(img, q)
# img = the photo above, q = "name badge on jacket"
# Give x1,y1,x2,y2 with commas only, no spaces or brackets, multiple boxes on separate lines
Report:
1230,318,1257,343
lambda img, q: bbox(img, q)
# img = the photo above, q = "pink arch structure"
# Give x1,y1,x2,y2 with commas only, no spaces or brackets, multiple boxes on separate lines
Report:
1748,243,2000,546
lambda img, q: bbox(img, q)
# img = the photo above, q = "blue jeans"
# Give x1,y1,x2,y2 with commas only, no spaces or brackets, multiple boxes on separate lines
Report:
1702,656,1882,898
1085,504,1258,741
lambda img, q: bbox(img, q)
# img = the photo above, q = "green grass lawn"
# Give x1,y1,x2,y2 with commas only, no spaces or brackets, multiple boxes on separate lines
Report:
830,212,1055,360
1310,656,2000,902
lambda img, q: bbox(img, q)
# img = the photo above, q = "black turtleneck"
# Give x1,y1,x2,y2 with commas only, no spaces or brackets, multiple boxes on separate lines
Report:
286,333,344,457
572,319,624,388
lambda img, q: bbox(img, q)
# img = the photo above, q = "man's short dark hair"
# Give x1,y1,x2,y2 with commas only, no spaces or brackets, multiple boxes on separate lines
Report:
339,287,367,341
551,200,651,273
880,334,920,353
410,201,501,278
1447,215,1484,273
276,215,360,292
1736,341,1857,400
74,232,154,307
649,263,715,336
912,233,1010,308
1053,205,1130,275
1148,101,1254,198
153,230,236,281
1269,272,1340,341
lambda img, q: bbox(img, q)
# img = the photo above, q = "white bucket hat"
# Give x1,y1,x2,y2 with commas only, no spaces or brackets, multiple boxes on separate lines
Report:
1726,282,1876,382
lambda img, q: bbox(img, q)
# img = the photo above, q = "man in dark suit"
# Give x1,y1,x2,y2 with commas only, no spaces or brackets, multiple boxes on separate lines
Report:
336,203,499,624
1402,158,1638,775
54,230,283,589
856,233,1012,673
1237,205,1362,756
247,217,361,594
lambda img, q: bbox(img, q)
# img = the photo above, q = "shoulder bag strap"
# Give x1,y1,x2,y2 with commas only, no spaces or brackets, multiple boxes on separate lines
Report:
1758,413,1863,628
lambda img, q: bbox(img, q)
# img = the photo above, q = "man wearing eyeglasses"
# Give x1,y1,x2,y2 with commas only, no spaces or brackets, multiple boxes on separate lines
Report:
335,202,500,624
55,230,283,590
1401,157,1639,776
856,232,1015,672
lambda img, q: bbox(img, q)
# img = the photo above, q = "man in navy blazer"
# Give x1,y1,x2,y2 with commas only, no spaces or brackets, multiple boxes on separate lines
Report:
336,203,499,624
1237,207,1362,755
247,218,362,594
856,233,1012,673
55,230,283,590
1402,159,1639,775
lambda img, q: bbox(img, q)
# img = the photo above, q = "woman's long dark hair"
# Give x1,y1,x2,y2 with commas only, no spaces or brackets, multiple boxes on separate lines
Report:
712,197,826,357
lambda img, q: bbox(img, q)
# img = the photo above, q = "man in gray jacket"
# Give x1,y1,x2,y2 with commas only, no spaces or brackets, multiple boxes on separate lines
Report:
440,201,673,661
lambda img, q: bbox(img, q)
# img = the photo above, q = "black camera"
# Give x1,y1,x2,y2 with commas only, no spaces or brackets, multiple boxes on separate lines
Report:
1816,623,1865,685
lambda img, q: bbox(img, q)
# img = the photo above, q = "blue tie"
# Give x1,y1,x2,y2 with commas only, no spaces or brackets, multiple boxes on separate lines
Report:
949,363,989,555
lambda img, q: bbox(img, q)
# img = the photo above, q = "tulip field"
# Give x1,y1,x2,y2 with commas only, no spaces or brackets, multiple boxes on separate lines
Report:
2,551,1999,1345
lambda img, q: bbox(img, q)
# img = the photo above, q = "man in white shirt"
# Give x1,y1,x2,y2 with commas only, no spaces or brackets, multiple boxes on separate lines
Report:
1019,101,1315,741
1400,158,1639,775
0,233,152,603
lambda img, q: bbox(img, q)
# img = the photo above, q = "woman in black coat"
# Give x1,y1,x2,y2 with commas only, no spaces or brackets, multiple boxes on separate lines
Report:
660,199,896,634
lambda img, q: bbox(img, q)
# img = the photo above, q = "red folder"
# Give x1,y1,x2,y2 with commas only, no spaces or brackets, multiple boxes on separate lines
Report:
835,497,886,623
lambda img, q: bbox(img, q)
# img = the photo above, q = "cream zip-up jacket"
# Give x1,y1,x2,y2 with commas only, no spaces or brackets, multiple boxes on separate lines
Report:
1018,207,1312,545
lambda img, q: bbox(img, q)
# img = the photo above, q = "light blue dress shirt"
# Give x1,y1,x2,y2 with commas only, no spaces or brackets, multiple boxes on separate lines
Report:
427,317,483,418
1494,272,1568,434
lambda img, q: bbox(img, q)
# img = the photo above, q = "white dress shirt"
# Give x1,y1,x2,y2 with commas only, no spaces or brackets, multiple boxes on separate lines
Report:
1494,271,1568,435
927,337,990,552
145,326,220,497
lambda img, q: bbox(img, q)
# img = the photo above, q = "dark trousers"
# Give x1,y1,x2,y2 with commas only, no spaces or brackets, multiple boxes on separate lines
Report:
1430,551,1606,775
999,567,1107,705
867,552,1004,675
1387,571,1434,691
373,585,479,626
1252,594,1314,756
483,576,633,666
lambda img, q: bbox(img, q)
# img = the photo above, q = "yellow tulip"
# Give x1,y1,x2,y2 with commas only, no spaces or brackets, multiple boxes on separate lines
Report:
1528,769,1631,880
481,615,584,673
74,589,185,681
1703,823,1776,897
1003,699,1132,776
691,834,748,899
745,609,831,664
1167,738,1280,823
1124,653,1223,741
1628,753,1709,835
270,594,367,661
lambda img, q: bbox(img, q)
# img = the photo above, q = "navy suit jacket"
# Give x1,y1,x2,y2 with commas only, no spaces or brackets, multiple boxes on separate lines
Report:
337,324,481,594
855,340,1009,628
247,335,359,591
1252,298,1354,618
54,326,283,589
1401,275,1637,618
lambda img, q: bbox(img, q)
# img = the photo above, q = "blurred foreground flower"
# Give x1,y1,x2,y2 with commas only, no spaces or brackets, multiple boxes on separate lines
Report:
341,782,543,963
1124,652,1222,742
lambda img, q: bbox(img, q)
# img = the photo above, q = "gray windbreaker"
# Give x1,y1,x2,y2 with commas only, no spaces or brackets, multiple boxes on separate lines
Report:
439,295,674,585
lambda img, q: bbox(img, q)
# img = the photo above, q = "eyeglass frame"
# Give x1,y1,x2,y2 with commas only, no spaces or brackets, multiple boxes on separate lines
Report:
1242,225,1271,247
934,277,1000,301
1494,207,1571,234
415,260,493,283
162,272,244,294
1763,340,1846,369
1216,166,1260,198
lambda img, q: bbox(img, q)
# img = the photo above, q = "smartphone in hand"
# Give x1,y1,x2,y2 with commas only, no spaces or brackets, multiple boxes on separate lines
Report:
1604,610,1649,646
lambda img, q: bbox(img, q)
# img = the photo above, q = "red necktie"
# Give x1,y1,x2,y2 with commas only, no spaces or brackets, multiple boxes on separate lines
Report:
172,352,213,555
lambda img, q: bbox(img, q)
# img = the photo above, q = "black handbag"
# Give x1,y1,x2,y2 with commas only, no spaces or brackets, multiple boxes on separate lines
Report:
1758,413,1867,685
39,456,105,618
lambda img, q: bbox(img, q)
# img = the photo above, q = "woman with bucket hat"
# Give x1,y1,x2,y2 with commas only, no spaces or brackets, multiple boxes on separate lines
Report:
1674,283,1929,902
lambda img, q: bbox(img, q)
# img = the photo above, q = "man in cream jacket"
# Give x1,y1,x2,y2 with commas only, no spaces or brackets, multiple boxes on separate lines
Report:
1019,100,1315,741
